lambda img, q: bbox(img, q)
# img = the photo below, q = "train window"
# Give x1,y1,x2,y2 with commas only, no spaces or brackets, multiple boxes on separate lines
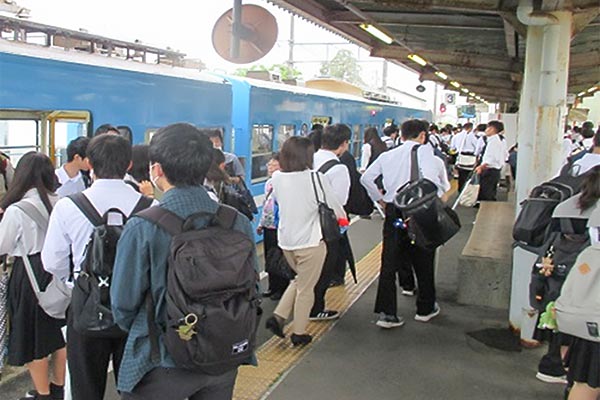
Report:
0,110,90,166
251,124,273,182
277,125,295,150
352,125,361,159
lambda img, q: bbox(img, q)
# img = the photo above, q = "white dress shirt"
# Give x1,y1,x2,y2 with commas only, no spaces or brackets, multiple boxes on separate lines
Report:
313,149,351,206
361,141,450,203
481,134,508,170
451,130,478,154
271,170,346,251
359,143,372,172
0,189,58,257
42,179,157,280
574,153,600,175
55,165,86,197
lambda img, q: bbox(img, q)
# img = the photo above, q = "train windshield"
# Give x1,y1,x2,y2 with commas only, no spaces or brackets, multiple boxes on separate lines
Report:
0,110,91,166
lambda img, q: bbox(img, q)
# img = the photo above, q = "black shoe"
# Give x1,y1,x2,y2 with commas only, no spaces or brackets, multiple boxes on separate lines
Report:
21,393,53,400
25,383,64,400
291,333,312,346
309,310,340,321
328,279,344,288
265,316,285,338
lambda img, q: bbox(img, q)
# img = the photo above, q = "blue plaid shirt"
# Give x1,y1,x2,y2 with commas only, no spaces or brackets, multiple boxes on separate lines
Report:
111,186,258,393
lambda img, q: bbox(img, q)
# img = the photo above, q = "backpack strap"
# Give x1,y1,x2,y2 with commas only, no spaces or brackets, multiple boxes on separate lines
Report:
135,206,184,236
410,145,421,182
318,159,341,175
68,193,103,227
131,195,154,216
13,200,49,232
214,204,239,229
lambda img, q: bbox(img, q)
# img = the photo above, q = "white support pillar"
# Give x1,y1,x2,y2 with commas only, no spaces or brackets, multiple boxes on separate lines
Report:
509,11,572,337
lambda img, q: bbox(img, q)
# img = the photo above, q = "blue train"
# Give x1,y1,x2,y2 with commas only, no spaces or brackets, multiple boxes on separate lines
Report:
0,40,431,202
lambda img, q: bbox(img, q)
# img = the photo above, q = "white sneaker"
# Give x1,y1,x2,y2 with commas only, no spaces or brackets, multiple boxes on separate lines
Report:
535,372,567,384
376,313,405,329
414,305,441,322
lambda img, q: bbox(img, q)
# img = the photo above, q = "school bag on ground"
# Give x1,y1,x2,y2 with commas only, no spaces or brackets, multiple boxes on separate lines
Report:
513,161,591,249
138,205,259,374
394,145,461,250
555,244,600,342
68,193,153,337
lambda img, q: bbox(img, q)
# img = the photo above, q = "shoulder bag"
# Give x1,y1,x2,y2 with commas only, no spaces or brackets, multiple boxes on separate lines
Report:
311,172,342,243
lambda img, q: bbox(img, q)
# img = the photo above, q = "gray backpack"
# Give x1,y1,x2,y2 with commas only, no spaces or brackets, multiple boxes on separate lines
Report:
555,245,600,342
138,205,259,373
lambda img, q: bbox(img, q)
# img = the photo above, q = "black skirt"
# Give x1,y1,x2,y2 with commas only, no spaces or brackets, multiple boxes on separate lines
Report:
7,254,65,366
566,337,600,388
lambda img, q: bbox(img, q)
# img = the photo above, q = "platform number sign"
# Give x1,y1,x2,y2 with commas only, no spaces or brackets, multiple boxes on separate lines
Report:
445,93,456,105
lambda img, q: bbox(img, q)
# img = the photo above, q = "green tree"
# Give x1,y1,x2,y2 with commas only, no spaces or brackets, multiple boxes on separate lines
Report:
320,49,364,85
234,64,302,80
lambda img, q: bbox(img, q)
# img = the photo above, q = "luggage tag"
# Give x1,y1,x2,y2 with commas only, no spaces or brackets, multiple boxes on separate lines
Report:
176,313,198,341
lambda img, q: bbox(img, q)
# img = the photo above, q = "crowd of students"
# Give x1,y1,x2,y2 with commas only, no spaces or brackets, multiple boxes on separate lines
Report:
0,117,597,400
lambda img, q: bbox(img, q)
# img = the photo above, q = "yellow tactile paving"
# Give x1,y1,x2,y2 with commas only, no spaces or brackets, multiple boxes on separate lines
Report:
233,244,383,400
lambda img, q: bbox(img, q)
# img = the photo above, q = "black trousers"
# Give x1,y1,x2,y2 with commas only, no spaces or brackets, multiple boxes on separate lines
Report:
67,313,126,400
311,238,342,315
374,204,436,316
457,168,472,194
263,228,290,295
478,168,501,201
121,367,237,400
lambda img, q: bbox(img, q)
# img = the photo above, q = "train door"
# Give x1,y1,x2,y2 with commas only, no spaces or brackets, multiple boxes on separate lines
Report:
0,110,91,167
351,124,362,160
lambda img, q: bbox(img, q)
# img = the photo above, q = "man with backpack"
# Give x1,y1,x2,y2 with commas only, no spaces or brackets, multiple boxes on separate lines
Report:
42,134,154,400
310,124,351,321
111,123,259,400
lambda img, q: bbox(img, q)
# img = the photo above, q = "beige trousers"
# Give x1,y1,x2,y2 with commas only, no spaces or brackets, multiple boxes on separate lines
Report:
273,241,327,335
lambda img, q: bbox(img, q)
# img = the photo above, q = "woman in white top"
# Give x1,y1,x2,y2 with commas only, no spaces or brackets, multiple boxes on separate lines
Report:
265,136,346,346
0,152,66,400
359,127,387,173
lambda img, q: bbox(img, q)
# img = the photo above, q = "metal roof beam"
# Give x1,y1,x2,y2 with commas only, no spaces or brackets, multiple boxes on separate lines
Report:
503,18,518,58
421,71,519,90
572,8,600,36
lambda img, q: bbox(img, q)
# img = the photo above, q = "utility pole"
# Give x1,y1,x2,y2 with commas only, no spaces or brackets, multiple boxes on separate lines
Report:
382,60,388,92
287,14,295,69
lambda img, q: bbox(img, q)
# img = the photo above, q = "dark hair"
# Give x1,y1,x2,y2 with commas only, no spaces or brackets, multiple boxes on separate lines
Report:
206,129,224,142
66,136,90,162
429,124,439,133
578,166,600,211
476,123,487,132
383,124,399,137
581,122,595,139
311,124,324,133
271,152,280,162
322,124,351,150
94,123,119,136
149,123,213,187
0,152,55,213
87,134,132,179
206,148,229,183
594,130,600,148
463,122,473,130
280,136,314,172
400,119,428,140
487,120,504,133
130,144,150,182
308,129,322,151
364,127,387,154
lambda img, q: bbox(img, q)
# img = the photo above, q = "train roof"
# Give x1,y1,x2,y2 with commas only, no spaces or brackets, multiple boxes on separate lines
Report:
223,75,428,112
0,39,227,86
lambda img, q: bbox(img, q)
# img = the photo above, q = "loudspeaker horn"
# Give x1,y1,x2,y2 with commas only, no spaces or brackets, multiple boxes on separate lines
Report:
212,4,278,64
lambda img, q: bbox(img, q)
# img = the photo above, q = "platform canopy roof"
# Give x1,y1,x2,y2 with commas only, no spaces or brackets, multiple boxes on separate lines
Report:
268,0,599,105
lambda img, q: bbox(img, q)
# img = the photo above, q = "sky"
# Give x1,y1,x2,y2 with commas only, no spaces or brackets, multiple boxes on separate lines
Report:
11,0,481,118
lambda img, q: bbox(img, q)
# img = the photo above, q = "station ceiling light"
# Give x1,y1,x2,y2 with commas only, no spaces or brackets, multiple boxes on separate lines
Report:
408,54,428,67
450,81,461,89
359,24,394,45
587,86,598,93
578,91,586,97
469,92,476,97
435,71,448,80
461,88,469,93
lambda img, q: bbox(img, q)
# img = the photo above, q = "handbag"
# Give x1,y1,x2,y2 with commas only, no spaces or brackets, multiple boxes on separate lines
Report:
394,145,461,250
265,247,296,281
455,133,477,170
13,201,72,320
311,172,342,243
458,173,480,207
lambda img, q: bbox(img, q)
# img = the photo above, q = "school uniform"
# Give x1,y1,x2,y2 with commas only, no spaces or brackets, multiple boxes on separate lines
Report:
311,150,351,316
0,190,64,367
42,179,157,400
451,130,479,192
477,134,507,201
55,166,87,197
361,142,450,317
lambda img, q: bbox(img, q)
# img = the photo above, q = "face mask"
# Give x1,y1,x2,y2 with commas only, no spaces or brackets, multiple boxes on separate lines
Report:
149,163,160,188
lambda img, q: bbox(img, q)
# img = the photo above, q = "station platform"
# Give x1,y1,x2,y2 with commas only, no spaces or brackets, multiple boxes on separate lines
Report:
0,199,564,400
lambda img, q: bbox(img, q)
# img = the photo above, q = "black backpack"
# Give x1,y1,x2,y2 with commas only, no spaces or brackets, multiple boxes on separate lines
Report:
220,179,258,222
337,152,374,216
68,193,153,337
529,231,590,312
138,205,259,374
513,161,590,249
